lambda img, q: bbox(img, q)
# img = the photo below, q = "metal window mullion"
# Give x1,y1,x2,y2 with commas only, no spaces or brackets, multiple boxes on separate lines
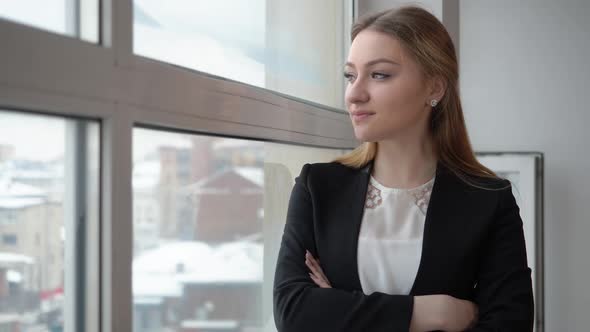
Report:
114,0,134,66
101,110,134,332
75,120,88,332
100,0,133,65
64,119,88,332
100,1,135,330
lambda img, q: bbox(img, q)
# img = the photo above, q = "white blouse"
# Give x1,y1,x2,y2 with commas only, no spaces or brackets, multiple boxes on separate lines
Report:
357,174,435,295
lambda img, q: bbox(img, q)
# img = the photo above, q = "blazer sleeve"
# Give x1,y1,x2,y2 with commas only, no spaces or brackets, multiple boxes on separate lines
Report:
273,163,414,332
467,180,535,331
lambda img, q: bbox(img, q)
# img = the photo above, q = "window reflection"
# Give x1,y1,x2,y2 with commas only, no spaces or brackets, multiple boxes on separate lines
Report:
133,129,264,332
133,0,346,108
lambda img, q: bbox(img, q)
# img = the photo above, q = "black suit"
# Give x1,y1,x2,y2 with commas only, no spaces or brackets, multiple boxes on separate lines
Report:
273,160,534,331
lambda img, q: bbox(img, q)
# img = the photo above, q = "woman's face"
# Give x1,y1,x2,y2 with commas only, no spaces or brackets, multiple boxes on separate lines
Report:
344,29,435,142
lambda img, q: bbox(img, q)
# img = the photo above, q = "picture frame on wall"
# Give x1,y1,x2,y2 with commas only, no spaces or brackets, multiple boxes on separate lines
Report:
475,151,544,332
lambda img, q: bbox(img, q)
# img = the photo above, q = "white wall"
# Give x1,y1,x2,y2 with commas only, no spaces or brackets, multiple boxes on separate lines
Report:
460,1,590,330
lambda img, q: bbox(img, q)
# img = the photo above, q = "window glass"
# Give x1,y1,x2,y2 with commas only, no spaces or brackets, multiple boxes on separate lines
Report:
0,110,100,331
0,0,99,43
132,127,349,331
133,0,348,108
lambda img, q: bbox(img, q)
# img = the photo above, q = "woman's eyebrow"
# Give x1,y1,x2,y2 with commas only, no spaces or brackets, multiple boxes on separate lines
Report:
345,58,401,68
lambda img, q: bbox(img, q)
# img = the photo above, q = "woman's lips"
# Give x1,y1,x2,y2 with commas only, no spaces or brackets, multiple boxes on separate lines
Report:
351,112,375,122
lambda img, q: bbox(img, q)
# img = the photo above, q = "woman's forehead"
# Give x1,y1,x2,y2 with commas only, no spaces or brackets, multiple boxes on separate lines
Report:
348,30,406,66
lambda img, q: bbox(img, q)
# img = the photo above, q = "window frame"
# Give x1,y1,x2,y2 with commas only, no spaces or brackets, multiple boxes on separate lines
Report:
0,1,357,332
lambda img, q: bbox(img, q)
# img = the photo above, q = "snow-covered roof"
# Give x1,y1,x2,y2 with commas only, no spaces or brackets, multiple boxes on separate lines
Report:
234,167,263,187
0,159,63,180
133,160,161,177
132,160,161,190
0,197,45,209
0,180,46,197
6,270,22,283
0,252,34,264
0,178,47,209
0,159,52,209
181,167,263,195
133,274,182,298
184,241,262,283
132,241,262,297
133,296,164,305
181,320,239,329
11,169,58,180
133,241,214,275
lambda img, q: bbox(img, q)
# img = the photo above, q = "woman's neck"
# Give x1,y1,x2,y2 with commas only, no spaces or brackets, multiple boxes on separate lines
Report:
371,136,438,189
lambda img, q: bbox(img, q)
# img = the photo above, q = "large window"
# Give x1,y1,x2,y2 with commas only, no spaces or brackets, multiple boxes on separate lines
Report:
0,0,99,42
0,110,100,332
1,1,357,331
132,127,349,332
133,0,349,108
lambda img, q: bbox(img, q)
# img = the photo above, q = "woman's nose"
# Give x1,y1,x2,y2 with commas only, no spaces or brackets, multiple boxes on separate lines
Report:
345,80,370,105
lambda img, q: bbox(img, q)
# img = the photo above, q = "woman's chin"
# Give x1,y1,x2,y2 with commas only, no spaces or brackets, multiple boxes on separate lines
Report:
353,130,378,143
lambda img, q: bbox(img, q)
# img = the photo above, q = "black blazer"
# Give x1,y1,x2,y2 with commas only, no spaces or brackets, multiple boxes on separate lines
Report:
273,160,534,332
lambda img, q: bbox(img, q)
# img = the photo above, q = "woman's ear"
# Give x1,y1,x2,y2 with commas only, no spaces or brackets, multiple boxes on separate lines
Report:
427,76,447,105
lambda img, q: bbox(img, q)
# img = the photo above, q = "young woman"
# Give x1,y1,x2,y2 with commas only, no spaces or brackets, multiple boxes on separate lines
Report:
273,6,534,332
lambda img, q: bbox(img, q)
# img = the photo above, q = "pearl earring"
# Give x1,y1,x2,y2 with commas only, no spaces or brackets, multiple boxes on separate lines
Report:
430,99,438,107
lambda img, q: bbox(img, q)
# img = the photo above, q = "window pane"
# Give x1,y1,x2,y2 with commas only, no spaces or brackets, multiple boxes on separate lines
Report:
0,0,99,43
132,128,348,332
133,0,348,108
0,110,100,331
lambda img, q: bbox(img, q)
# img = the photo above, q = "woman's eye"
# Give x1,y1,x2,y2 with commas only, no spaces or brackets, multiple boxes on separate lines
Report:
371,72,390,80
343,72,355,82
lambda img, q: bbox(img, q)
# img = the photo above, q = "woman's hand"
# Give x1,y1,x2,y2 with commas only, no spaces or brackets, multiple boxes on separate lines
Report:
305,250,332,288
436,294,478,331
411,295,478,332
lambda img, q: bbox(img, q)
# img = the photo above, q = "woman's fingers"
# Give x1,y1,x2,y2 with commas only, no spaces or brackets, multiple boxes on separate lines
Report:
305,251,330,283
309,272,330,288
308,271,330,288
305,255,320,277
305,251,328,280
305,253,322,278
305,250,331,288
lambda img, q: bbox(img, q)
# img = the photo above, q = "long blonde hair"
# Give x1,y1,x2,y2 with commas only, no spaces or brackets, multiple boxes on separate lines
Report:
334,6,505,190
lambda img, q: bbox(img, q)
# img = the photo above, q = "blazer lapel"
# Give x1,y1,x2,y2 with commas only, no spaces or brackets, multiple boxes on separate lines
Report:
409,163,481,296
345,160,373,291
409,161,454,295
